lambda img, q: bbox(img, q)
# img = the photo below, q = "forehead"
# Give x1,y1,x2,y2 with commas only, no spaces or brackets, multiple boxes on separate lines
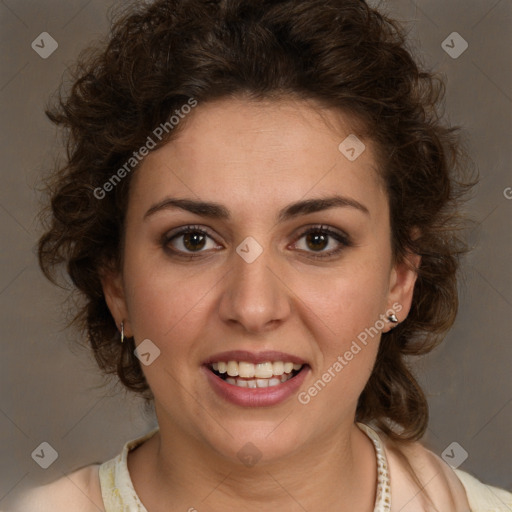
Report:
128,97,387,220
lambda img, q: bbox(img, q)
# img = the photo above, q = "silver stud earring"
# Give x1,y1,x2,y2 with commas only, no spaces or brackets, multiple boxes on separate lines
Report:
388,314,398,323
120,321,124,343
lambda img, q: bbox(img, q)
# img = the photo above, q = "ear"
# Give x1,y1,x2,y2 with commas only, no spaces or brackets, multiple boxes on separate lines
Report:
100,267,133,337
383,250,421,332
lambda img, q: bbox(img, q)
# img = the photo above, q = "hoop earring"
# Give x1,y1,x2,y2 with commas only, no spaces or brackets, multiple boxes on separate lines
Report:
388,314,398,324
120,321,124,343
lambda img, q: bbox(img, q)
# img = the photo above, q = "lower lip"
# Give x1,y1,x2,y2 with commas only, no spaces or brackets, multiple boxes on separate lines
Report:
203,366,309,407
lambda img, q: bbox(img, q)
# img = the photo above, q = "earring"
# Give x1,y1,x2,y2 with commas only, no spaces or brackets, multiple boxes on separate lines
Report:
388,313,398,323
120,321,124,343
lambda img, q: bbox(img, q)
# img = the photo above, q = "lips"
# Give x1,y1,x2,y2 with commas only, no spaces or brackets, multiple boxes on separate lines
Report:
203,350,309,406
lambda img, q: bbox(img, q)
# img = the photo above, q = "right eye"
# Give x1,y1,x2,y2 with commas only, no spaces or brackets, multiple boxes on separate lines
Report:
162,225,223,257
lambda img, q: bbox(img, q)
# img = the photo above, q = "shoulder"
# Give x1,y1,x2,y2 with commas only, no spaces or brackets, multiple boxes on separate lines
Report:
383,437,512,512
7,465,104,512
383,437,471,511
454,468,512,511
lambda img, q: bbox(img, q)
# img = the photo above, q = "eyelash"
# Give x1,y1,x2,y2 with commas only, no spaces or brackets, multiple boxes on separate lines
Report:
293,224,351,259
161,224,351,260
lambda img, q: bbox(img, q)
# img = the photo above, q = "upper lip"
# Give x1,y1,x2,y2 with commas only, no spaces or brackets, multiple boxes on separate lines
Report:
203,350,308,366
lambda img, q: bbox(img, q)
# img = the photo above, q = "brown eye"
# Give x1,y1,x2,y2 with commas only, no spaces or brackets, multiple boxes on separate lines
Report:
182,232,207,251
293,225,351,259
163,225,221,256
305,231,329,251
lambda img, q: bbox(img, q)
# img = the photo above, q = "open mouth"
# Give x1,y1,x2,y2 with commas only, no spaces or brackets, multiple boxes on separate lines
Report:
208,360,306,388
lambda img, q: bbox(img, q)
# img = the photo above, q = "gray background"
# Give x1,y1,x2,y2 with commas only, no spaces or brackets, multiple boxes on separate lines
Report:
0,0,510,507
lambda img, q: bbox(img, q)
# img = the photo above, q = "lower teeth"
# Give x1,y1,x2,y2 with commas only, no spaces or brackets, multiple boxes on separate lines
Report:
222,372,295,388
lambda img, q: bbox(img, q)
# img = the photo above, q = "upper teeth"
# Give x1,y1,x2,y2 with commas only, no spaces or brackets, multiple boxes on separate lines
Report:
212,361,302,378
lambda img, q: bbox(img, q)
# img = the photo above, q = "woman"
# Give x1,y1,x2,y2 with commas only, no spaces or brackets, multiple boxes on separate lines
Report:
12,0,512,510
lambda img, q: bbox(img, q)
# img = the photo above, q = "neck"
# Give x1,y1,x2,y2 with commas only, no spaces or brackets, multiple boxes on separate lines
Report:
128,416,378,512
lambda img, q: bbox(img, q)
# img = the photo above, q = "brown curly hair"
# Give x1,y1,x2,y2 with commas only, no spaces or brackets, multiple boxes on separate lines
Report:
38,0,475,440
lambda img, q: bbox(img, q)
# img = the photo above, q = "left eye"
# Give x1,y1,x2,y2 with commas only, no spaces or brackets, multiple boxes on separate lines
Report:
292,226,349,257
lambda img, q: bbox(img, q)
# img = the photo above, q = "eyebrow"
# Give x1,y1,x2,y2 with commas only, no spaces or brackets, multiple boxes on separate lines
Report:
144,194,370,222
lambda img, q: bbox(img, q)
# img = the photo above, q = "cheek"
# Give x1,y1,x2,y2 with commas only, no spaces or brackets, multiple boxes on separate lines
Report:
294,279,385,414
123,254,216,348
122,262,217,408
292,259,391,347
289,257,391,404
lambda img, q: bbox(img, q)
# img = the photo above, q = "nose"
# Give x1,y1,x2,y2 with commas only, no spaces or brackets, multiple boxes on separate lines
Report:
218,249,292,334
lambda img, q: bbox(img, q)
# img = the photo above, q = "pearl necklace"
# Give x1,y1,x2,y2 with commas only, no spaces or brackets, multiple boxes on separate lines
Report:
357,423,392,512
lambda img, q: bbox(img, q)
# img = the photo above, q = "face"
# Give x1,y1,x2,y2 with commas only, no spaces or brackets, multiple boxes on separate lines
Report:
103,97,418,464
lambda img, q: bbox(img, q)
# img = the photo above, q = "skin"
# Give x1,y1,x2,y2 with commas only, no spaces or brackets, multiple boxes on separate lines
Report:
101,96,422,512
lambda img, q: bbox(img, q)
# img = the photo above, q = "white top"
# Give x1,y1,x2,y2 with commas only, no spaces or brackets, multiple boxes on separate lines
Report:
97,424,512,512
8,424,512,511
